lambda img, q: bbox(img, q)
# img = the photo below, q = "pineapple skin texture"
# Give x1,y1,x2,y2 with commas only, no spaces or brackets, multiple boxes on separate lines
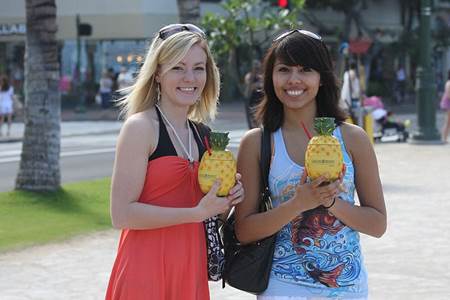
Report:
198,150,237,196
305,135,343,181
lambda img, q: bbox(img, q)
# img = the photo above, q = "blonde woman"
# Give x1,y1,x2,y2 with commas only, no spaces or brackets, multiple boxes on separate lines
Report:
105,24,244,300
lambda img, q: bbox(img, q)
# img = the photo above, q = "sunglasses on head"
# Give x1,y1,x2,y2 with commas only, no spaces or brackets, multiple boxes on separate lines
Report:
273,29,322,42
158,23,206,40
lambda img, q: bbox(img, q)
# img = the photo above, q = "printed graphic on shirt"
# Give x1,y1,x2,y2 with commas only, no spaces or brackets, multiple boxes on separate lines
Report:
270,172,362,288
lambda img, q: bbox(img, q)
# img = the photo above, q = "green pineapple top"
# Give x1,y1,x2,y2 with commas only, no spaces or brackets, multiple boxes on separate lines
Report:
209,132,230,150
314,117,336,136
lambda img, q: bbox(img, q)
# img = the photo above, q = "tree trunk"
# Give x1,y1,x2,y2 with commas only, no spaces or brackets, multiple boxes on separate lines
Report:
16,0,61,191
177,0,200,24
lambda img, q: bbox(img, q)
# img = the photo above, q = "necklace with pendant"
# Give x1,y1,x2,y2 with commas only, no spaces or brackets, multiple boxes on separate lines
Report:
155,104,194,163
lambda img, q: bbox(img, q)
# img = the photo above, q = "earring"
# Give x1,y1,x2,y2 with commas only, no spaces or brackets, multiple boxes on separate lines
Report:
156,83,161,103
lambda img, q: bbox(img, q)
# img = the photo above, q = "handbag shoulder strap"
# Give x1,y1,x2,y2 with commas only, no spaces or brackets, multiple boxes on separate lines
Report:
259,127,272,211
191,121,211,148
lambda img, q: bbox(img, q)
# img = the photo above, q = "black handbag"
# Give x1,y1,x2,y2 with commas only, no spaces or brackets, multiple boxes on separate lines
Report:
221,127,276,294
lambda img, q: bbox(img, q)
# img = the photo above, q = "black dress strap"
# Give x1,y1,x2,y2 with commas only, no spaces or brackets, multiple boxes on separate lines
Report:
149,108,209,161
148,107,178,161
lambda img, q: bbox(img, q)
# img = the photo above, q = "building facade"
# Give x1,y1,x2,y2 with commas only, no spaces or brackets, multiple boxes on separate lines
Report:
0,0,183,96
1,0,449,102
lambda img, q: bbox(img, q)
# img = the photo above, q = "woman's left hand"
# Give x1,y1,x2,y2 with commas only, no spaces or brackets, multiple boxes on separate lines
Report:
319,167,347,207
227,173,244,206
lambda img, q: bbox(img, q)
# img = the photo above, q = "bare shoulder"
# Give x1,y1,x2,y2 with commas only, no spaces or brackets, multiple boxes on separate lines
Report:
118,109,158,156
339,122,373,158
445,80,450,92
240,128,262,153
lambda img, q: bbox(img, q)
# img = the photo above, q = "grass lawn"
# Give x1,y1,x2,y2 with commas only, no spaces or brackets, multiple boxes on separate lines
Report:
0,178,112,253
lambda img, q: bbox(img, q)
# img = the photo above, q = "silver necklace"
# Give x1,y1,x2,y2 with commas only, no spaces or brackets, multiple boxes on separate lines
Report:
155,104,193,163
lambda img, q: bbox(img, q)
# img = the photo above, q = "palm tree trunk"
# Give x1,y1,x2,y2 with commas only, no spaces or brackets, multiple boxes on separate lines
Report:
16,0,61,191
177,0,200,24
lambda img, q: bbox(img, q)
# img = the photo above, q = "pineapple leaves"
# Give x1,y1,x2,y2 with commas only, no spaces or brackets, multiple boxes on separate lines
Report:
313,117,336,136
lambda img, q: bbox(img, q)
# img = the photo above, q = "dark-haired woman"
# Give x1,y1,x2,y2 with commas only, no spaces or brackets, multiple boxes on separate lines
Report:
235,30,386,299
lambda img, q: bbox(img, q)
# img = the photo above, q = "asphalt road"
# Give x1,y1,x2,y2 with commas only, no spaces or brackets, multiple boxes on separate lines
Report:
0,134,117,192
0,130,244,192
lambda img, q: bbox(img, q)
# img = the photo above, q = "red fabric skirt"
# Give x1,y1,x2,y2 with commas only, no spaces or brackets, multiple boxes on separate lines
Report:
105,157,209,300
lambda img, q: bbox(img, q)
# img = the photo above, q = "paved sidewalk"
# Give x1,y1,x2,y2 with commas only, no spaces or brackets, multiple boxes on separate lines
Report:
0,101,449,299
1,141,448,299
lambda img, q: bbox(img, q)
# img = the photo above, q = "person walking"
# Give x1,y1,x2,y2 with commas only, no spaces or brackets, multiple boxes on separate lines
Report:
235,29,387,299
395,65,406,103
440,69,450,143
116,66,133,91
244,59,264,128
98,70,113,109
104,24,244,300
0,75,15,137
340,62,360,110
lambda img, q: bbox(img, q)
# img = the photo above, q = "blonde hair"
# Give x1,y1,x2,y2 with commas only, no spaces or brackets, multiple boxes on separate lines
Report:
118,30,220,122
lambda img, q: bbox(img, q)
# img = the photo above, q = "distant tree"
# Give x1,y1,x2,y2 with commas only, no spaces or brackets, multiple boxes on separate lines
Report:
177,0,201,24
202,0,305,100
16,0,61,191
304,0,384,85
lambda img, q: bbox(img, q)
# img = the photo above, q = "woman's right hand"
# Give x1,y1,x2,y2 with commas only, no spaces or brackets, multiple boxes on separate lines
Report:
195,180,231,221
289,171,341,213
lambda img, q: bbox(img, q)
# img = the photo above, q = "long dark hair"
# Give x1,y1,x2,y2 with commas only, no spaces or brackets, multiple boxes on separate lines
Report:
0,76,10,92
256,31,347,132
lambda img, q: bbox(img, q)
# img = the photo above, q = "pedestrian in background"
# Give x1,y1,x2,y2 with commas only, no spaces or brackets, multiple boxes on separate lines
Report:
440,69,450,143
395,65,406,103
105,23,244,300
244,59,264,128
116,66,133,90
235,29,386,299
98,69,113,108
0,75,15,137
340,62,360,121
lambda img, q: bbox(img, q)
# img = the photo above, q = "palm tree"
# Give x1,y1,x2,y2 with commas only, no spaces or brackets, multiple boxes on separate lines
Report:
177,0,200,24
16,0,61,191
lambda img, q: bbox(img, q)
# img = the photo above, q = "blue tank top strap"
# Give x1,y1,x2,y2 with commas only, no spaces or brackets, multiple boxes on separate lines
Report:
273,128,283,156
333,125,352,165
272,128,303,169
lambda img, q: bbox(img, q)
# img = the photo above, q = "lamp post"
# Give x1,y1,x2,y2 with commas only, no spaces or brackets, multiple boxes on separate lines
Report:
410,0,440,143
74,14,86,113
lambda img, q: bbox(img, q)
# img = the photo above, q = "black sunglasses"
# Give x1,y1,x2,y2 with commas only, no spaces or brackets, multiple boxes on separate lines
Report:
273,29,322,42
158,23,206,40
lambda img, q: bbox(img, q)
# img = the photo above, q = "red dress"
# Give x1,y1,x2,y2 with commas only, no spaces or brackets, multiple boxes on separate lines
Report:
105,156,209,300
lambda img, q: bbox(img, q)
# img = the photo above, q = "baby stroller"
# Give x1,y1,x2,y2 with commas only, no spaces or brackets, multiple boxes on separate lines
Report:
364,96,410,143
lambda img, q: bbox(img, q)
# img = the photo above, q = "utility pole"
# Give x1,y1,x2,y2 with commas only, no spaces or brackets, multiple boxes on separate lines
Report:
74,14,85,113
410,0,440,143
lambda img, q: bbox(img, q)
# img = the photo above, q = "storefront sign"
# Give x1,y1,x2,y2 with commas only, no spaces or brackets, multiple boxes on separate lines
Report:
0,24,26,36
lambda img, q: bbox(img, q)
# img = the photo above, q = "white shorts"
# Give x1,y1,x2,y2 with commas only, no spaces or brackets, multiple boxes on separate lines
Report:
0,102,13,115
